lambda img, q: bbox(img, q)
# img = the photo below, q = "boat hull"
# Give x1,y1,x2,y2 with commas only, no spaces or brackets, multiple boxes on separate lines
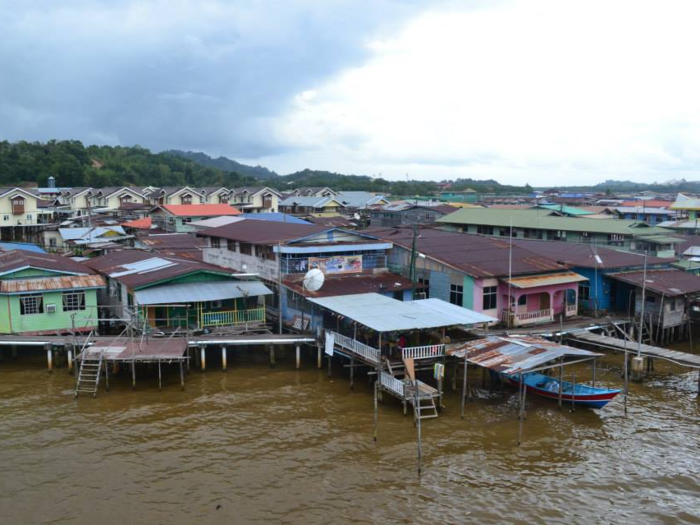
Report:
505,373,620,409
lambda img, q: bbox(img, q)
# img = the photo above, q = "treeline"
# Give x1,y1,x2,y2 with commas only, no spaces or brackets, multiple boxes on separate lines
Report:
0,141,257,189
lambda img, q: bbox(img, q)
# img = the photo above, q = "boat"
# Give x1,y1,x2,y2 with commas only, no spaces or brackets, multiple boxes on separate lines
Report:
504,372,621,409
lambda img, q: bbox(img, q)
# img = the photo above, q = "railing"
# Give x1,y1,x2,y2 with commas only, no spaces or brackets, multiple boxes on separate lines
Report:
565,304,577,316
327,330,380,364
402,344,445,360
380,371,405,397
201,307,266,328
502,308,553,326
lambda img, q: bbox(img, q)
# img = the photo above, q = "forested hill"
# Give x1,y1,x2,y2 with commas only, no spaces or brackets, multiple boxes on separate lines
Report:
0,141,258,188
166,150,279,180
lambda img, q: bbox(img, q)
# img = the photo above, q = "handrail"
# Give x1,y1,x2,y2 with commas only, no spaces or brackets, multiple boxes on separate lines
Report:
326,330,380,364
380,371,405,397
402,344,445,360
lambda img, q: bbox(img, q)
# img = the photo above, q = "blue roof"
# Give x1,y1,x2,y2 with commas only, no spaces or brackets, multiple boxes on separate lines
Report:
0,242,47,254
245,213,310,225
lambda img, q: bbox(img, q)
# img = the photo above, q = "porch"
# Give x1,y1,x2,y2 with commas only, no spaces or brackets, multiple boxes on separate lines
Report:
500,272,586,327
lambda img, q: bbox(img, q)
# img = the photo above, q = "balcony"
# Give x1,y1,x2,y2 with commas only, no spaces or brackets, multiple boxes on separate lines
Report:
200,307,266,328
502,308,553,327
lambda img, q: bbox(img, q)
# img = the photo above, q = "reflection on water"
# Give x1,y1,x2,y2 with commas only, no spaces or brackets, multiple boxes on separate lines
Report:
0,349,699,524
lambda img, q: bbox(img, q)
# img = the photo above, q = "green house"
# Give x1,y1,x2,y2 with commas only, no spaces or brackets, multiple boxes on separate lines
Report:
85,250,272,331
0,250,105,335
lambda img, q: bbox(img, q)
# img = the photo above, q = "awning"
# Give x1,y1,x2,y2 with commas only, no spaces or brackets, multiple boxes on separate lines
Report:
309,293,496,332
503,271,587,289
446,335,601,374
135,281,272,305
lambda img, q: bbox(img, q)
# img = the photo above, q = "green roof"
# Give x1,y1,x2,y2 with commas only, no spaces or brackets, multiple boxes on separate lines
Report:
642,235,684,244
437,208,673,237
672,260,700,272
537,204,595,216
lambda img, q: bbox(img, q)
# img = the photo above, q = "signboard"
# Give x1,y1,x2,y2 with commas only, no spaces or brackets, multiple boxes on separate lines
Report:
309,255,363,274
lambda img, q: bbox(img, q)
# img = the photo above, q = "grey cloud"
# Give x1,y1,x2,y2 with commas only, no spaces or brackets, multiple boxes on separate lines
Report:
0,0,426,157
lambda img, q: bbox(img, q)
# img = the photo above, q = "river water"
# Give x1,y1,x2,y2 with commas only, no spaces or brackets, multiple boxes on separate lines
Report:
1,347,699,524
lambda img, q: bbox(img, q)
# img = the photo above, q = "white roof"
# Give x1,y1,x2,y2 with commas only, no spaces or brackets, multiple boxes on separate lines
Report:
190,216,246,228
309,293,496,332
134,281,272,305
59,226,127,242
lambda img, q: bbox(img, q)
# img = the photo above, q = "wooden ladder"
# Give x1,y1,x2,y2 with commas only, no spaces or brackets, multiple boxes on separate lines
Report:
75,352,103,398
413,395,439,420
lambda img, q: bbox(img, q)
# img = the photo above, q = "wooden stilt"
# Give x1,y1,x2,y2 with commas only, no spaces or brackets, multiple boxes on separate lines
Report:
350,355,355,389
179,361,185,391
295,344,300,370
11,345,17,361
187,346,191,371
327,351,331,376
460,357,467,418
221,346,227,372
558,358,564,409
517,378,527,446
591,359,596,387
131,360,136,390
200,346,206,371
158,359,162,391
317,345,322,369
67,346,73,373
373,379,378,442
46,344,53,372
104,358,109,392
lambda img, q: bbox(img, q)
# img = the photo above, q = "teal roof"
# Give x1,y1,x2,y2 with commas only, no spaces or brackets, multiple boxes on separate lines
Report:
438,208,672,237
537,204,594,216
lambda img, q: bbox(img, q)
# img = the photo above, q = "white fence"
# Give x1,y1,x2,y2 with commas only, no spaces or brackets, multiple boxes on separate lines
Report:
326,330,380,364
401,344,445,360
380,372,405,397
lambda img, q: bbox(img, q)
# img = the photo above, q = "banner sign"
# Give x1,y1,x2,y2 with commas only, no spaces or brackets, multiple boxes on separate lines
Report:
309,255,362,274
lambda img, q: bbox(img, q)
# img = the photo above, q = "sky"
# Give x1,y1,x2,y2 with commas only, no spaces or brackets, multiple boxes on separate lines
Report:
1,0,700,185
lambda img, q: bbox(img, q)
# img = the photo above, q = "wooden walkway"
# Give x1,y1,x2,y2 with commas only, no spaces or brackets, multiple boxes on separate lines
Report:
568,331,700,369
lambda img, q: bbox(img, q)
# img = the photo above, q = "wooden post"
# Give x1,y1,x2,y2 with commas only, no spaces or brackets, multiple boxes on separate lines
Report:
179,361,185,391
104,358,109,392
46,344,53,372
460,356,467,418
200,346,207,371
221,346,227,372
591,359,596,387
67,345,74,373
157,359,162,391
373,379,378,442
558,357,564,409
269,345,275,368
415,382,422,476
131,359,136,390
570,372,576,413
11,345,17,361
350,355,355,388
327,349,331,376
295,344,300,370
317,345,322,369
517,377,527,446
187,346,191,371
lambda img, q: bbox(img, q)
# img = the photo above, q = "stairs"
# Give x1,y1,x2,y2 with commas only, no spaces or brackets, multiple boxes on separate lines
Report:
413,395,439,421
75,352,103,398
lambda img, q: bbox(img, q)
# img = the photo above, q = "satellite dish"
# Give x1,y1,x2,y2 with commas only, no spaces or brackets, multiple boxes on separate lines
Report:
303,268,325,292
353,212,361,220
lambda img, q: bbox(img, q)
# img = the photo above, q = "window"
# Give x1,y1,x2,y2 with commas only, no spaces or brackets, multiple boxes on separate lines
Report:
257,245,276,261
227,239,237,251
3,215,8,221
49,238,57,248
181,194,192,205
62,291,86,312
209,300,223,309
450,284,463,306
239,243,253,255
483,286,498,310
20,294,43,315
210,237,220,249
579,282,590,302
669,300,676,311
518,295,527,306
477,225,494,235
418,278,430,298
181,218,192,224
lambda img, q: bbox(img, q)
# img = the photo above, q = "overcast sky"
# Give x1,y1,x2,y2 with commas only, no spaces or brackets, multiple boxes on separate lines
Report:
2,0,700,185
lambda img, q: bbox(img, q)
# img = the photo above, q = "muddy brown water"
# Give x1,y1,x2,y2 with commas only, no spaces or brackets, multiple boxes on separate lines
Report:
1,347,699,524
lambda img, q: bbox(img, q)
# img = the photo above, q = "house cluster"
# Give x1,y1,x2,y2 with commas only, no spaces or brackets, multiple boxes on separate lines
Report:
2,180,700,344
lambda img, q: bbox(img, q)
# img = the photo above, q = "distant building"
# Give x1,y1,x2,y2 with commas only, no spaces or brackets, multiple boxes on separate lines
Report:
229,187,282,213
369,201,456,227
150,204,241,233
278,196,345,217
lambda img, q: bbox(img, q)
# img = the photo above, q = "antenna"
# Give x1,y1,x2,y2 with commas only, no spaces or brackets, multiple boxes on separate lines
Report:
303,268,325,292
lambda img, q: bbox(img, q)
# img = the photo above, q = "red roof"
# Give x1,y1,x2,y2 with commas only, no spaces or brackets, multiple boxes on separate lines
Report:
123,217,152,229
161,204,241,217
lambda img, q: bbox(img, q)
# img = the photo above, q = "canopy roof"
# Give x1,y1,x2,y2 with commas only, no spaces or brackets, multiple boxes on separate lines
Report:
446,335,601,374
134,281,272,305
503,271,587,289
309,293,496,332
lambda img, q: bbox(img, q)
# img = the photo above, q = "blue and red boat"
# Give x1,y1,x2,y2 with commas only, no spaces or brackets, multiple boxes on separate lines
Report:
505,372,621,409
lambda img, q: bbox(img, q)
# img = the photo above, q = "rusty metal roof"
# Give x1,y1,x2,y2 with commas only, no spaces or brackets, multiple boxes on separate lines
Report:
197,220,327,245
504,271,588,289
0,250,97,277
283,271,420,298
366,226,567,278
446,335,600,374
606,269,700,297
0,275,105,293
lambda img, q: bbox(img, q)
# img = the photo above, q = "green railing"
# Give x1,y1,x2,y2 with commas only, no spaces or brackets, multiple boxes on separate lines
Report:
201,307,266,328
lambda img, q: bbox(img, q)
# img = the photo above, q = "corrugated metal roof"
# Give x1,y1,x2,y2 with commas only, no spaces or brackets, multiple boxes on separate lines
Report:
607,269,700,297
0,250,96,276
309,293,496,332
283,271,419,298
134,281,272,305
59,226,126,241
446,335,600,374
161,204,241,217
504,271,588,289
197,220,327,245
0,274,105,293
0,242,46,254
